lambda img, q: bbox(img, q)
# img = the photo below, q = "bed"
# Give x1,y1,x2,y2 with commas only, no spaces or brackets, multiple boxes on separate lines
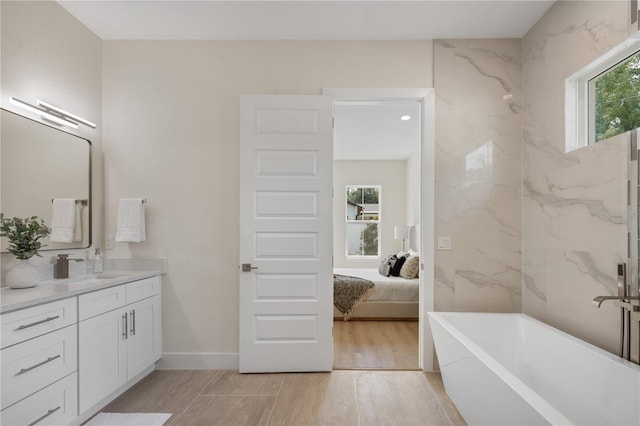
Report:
333,267,419,320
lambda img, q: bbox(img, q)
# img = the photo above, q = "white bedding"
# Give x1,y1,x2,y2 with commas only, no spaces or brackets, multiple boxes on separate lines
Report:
334,268,419,302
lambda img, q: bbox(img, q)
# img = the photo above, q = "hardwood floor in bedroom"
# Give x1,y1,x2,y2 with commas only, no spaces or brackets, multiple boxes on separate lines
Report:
333,320,419,370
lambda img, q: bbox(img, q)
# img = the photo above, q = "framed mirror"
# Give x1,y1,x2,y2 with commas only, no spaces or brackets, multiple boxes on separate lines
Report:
1,108,91,251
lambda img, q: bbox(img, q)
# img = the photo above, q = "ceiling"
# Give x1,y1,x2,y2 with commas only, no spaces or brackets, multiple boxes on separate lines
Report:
57,1,555,41
334,102,421,160
56,0,555,162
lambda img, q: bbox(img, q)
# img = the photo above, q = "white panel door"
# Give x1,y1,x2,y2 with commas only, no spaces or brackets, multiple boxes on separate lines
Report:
239,94,333,373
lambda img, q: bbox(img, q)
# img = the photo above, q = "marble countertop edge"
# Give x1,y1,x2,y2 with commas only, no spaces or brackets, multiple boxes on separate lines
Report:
1,270,164,314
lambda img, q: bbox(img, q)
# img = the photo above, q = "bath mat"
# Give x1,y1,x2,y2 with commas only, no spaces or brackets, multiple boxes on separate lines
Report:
84,412,172,426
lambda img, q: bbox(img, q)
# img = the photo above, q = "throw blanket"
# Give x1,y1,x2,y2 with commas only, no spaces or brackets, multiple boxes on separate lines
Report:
334,274,376,321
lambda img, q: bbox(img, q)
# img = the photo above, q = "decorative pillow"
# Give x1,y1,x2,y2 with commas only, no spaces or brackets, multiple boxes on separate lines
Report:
400,255,420,279
378,255,392,277
389,254,408,276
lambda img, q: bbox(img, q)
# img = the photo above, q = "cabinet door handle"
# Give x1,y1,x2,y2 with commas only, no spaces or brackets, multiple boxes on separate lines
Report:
14,315,60,331
15,355,61,376
27,406,61,426
130,309,136,336
123,313,128,340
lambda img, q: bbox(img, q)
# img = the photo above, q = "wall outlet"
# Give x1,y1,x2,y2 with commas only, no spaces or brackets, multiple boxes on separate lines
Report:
437,236,452,250
105,235,115,250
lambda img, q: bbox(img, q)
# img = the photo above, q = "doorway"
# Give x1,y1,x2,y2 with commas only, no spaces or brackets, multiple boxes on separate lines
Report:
238,90,435,373
331,99,421,369
324,88,435,372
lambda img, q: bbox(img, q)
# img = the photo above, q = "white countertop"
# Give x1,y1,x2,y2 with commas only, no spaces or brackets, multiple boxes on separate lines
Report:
1,270,163,314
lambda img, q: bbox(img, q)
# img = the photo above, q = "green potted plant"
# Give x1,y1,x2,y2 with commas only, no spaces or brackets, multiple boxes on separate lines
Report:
0,214,51,288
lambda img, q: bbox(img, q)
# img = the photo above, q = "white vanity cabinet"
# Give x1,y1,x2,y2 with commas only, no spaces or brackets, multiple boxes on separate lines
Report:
78,276,161,414
0,298,78,426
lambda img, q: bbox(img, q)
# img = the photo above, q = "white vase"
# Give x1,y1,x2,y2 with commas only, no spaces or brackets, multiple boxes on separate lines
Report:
6,259,40,289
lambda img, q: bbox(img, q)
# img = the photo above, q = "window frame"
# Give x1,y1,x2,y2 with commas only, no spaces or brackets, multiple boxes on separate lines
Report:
344,185,382,259
566,38,640,152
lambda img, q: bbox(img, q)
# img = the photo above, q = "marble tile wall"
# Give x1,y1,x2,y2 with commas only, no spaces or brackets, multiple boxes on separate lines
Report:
433,39,522,314
522,0,631,354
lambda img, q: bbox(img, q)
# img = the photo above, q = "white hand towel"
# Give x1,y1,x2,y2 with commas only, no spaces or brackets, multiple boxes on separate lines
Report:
115,198,146,243
50,199,76,243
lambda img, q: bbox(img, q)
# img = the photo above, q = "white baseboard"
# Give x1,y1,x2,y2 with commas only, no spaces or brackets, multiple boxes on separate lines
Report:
156,352,239,370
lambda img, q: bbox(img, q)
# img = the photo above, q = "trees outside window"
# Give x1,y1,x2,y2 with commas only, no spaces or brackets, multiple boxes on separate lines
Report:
345,186,380,257
591,50,640,143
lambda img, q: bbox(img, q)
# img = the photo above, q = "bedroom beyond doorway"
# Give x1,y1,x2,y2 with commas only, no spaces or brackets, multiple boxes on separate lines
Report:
331,95,422,371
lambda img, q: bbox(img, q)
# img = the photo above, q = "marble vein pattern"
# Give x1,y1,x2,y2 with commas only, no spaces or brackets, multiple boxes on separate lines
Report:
521,0,630,355
434,39,522,314
453,246,522,313
522,249,548,322
434,258,454,312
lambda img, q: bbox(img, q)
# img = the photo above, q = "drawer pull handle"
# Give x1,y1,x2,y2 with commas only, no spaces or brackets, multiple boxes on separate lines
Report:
28,406,61,426
15,355,61,376
130,309,136,336
14,315,61,331
123,313,128,340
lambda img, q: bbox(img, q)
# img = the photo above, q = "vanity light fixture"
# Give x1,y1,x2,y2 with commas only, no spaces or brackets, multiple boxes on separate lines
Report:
37,100,96,129
400,115,412,121
9,97,78,129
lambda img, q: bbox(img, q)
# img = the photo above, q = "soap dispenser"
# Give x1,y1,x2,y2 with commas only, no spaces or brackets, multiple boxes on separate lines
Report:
93,248,103,274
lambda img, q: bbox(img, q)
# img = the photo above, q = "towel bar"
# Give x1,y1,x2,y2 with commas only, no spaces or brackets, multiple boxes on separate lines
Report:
51,199,88,206
119,198,147,203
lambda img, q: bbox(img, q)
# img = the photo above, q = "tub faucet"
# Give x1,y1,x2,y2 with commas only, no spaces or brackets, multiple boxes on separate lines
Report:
593,263,640,307
592,295,640,308
53,254,84,279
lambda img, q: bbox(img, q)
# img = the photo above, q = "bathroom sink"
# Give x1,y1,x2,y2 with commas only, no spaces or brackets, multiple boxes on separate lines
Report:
67,273,126,282
94,273,126,279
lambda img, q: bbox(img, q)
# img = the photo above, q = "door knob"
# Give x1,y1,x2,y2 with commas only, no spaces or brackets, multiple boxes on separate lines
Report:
242,263,258,272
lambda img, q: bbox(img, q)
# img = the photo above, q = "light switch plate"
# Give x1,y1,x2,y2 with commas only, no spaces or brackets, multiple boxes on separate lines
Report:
437,236,451,250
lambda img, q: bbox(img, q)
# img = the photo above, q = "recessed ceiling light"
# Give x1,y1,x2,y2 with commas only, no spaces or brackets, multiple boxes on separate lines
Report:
400,115,411,121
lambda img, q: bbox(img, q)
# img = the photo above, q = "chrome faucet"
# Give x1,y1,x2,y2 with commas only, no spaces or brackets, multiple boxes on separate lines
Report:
592,262,639,307
592,263,640,362
53,254,84,279
592,295,640,308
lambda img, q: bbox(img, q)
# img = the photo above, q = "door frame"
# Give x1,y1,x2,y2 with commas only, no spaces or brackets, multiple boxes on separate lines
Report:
323,88,435,371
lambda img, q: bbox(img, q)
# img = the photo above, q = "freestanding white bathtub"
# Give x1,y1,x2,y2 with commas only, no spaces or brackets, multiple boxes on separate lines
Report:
429,312,640,426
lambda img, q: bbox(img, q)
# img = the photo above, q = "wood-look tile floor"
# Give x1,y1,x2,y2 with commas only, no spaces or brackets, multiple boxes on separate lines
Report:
333,320,419,370
99,370,467,426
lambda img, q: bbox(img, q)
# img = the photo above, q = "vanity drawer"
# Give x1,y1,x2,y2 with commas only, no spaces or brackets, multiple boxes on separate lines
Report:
1,324,77,410
0,372,77,426
126,276,160,304
79,285,126,321
1,298,77,349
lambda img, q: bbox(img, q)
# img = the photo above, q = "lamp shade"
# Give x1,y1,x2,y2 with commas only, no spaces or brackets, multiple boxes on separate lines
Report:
394,225,410,240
